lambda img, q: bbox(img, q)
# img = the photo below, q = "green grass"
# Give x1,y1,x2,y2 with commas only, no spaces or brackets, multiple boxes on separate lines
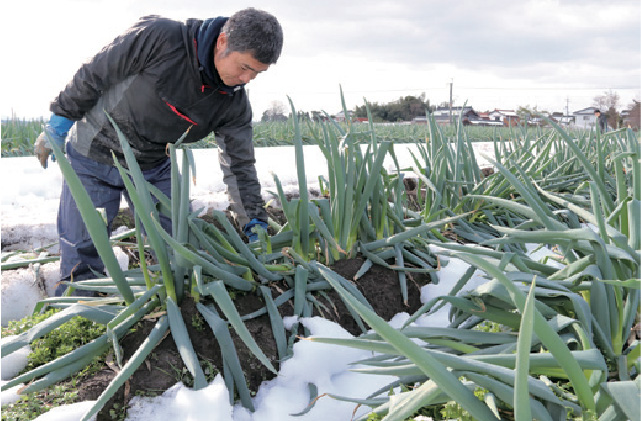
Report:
1,310,108,421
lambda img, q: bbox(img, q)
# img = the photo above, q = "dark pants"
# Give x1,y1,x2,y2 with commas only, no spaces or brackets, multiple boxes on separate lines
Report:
55,143,172,296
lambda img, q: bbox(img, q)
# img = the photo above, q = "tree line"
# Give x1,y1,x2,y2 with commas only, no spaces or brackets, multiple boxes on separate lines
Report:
261,90,639,128
352,93,431,122
261,94,432,123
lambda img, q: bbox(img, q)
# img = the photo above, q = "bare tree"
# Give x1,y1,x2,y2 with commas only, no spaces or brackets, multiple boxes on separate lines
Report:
625,100,640,130
261,100,287,122
269,100,286,116
593,90,621,110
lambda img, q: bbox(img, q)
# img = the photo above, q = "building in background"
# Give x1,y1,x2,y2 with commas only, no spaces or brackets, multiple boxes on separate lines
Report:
573,106,601,129
488,110,520,127
621,100,640,130
431,106,479,126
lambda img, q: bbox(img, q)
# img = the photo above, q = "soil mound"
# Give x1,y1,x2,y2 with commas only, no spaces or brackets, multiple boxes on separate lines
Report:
76,255,427,419
73,207,430,419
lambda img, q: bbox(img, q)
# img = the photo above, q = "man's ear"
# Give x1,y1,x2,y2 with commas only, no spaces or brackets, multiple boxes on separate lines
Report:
216,31,228,51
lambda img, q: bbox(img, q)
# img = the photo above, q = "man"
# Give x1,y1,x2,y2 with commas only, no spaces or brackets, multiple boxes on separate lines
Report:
594,109,607,132
33,8,283,296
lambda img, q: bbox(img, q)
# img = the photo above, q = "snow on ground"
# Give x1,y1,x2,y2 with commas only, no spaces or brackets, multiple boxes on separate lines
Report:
0,143,501,420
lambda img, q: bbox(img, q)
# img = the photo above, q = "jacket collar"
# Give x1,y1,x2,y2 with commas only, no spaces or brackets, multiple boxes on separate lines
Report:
197,17,244,94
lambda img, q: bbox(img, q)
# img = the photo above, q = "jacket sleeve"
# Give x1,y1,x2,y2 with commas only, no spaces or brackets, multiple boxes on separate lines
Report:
50,16,176,120
216,99,267,226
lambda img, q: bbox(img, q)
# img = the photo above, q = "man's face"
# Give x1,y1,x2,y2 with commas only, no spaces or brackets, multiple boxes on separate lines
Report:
214,32,270,86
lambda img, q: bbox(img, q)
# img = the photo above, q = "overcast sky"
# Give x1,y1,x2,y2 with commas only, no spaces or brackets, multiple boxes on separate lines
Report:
2,0,640,120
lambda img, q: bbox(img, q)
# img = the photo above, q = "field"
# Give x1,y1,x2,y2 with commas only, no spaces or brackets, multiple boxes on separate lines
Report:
1,103,639,421
1,116,46,157
1,115,582,156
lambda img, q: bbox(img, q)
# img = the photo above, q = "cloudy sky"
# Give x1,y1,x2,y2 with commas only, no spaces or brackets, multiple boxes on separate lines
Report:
2,0,639,120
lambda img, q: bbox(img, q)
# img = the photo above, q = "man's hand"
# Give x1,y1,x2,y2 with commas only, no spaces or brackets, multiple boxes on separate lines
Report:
34,115,74,169
34,126,66,169
243,218,268,242
34,131,54,169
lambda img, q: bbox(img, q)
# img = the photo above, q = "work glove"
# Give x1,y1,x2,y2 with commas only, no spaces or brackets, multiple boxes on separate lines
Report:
34,114,74,169
243,218,268,242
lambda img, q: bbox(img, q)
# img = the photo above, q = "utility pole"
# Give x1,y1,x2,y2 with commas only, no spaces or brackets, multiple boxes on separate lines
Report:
566,96,570,126
449,79,453,125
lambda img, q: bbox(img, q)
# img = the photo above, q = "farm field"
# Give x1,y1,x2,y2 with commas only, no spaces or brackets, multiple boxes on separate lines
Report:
1,105,639,421
1,115,587,157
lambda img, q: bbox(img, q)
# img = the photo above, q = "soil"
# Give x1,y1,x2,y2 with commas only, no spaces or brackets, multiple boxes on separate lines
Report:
73,206,431,420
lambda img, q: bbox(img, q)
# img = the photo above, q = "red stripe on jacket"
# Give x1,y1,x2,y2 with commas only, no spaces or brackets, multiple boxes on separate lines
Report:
164,101,198,126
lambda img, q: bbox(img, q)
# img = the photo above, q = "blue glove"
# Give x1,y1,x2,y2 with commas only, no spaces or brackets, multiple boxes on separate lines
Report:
243,218,268,242
47,114,74,150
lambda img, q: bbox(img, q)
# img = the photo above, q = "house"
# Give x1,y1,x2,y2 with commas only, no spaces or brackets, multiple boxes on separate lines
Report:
477,111,490,121
573,106,601,129
333,110,367,123
467,111,502,126
333,110,352,122
431,106,479,126
526,116,544,126
488,110,520,127
550,112,575,126
621,109,630,122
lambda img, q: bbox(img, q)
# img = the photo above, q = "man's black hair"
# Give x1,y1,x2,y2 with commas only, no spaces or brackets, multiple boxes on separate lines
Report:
222,8,283,65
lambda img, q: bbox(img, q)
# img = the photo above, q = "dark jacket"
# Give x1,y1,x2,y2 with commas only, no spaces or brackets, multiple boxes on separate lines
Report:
597,114,608,132
51,15,266,222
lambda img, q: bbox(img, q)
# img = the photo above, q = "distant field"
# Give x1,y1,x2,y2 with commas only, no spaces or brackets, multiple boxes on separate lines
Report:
1,117,46,157
2,116,573,157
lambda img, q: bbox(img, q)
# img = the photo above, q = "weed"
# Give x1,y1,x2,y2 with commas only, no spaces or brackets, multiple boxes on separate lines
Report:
191,312,206,331
108,402,127,420
473,320,505,333
25,316,106,372
1,311,108,421
2,308,60,336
